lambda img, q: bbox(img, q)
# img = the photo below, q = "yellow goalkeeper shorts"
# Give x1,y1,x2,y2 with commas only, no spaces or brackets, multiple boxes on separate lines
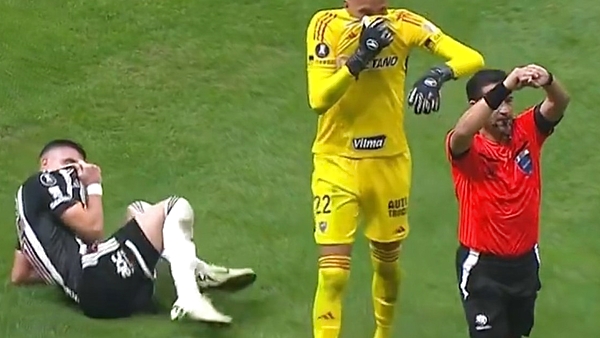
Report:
311,152,411,244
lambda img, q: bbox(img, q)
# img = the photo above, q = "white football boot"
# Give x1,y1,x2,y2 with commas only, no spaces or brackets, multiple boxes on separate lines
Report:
170,294,232,324
197,263,257,291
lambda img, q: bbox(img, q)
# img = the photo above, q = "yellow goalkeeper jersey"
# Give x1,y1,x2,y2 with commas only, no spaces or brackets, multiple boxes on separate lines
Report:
306,8,484,158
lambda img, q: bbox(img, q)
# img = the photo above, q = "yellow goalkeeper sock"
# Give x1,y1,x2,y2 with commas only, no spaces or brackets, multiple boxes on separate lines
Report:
370,245,401,338
312,255,351,338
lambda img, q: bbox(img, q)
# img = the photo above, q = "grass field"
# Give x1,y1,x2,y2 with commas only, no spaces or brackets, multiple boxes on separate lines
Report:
1,0,599,337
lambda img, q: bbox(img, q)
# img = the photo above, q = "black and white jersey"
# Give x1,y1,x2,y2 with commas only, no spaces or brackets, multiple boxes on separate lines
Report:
15,166,88,302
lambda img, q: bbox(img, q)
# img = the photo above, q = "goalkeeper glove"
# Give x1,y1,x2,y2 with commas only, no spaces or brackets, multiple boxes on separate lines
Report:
407,65,455,114
345,17,394,78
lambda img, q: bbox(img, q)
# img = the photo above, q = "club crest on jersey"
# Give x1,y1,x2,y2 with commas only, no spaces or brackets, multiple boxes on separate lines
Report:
39,172,57,187
515,148,533,175
315,43,330,58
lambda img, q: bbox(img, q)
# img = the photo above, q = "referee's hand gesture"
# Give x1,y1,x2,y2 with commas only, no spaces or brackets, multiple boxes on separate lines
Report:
503,67,538,91
520,64,552,88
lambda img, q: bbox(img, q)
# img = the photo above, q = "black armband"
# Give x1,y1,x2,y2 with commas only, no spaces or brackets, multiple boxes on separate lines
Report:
483,82,512,110
534,103,561,134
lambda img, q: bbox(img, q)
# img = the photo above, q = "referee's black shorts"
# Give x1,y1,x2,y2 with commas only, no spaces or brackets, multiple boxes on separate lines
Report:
455,244,541,338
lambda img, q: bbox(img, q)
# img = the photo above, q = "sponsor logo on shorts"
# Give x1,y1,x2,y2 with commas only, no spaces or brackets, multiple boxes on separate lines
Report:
474,314,492,331
318,221,327,232
317,311,335,320
352,135,386,150
111,249,135,279
388,197,408,217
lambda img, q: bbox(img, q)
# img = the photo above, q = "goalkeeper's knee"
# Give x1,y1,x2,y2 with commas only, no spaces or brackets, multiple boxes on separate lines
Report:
370,244,401,283
317,255,351,295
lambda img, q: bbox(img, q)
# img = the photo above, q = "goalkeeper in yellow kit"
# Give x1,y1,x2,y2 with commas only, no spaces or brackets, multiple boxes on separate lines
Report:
306,1,485,337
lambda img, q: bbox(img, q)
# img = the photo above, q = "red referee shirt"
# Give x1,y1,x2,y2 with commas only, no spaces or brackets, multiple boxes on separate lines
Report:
446,106,556,257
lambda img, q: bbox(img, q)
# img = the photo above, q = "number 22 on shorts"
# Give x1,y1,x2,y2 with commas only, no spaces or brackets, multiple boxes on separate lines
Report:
313,194,332,215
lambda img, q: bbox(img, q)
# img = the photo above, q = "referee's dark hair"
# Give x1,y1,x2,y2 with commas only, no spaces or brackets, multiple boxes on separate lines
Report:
39,139,87,160
466,69,508,102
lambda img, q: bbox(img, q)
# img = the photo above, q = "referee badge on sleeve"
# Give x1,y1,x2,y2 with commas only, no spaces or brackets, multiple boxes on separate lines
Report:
515,148,533,175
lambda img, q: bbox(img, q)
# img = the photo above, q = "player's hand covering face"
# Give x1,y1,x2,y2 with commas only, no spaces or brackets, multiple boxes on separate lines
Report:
345,16,394,77
74,161,102,185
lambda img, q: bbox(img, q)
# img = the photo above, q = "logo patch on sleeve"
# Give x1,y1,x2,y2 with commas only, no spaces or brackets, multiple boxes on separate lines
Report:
315,43,330,58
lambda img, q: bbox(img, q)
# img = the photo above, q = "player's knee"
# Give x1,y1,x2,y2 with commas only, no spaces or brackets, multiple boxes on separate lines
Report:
318,253,351,294
163,196,194,223
125,201,151,221
318,265,350,295
370,242,401,280
135,203,166,228
133,202,169,252
319,243,352,257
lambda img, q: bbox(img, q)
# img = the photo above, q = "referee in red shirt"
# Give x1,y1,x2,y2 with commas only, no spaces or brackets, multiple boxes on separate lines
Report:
446,64,570,338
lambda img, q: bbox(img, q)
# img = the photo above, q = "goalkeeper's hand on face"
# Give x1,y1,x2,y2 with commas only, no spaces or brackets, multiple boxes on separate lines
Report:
345,17,394,78
407,65,455,115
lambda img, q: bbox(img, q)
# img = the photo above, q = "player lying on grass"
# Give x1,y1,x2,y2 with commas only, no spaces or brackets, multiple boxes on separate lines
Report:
447,65,569,338
305,0,484,337
10,139,256,323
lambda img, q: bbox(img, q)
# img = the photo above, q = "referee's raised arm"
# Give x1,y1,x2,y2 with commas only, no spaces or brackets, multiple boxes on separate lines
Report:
448,67,532,157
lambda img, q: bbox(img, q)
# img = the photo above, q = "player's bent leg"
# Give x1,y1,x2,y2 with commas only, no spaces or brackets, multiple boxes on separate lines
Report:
313,244,352,338
151,196,231,324
131,197,230,323
369,240,402,338
128,201,257,293
132,200,167,252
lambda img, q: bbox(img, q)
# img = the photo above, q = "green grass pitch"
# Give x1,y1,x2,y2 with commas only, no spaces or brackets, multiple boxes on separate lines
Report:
1,0,599,337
